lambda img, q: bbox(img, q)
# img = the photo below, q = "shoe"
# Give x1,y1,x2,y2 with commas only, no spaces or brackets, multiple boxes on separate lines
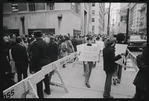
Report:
63,65,66,68
117,80,121,84
85,83,90,88
103,95,114,99
44,89,51,95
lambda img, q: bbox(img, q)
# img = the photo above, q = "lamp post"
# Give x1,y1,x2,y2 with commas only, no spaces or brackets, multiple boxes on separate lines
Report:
107,3,111,36
125,7,129,43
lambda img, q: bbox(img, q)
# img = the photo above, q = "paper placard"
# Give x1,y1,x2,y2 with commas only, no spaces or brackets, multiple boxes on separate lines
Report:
115,44,128,56
78,46,100,61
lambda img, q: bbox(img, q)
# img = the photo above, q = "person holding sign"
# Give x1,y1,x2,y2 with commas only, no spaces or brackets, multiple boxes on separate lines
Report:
83,37,94,88
103,38,125,98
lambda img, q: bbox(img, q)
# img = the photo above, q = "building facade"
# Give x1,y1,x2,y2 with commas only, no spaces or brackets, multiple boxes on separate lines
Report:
3,3,92,36
128,3,142,33
139,3,147,35
104,8,108,35
92,3,105,35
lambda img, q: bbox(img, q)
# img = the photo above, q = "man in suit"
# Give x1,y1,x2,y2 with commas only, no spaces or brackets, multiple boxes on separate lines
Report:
11,36,29,82
31,31,51,98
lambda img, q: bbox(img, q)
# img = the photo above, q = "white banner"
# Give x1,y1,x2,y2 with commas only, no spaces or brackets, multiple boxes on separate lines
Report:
78,46,100,61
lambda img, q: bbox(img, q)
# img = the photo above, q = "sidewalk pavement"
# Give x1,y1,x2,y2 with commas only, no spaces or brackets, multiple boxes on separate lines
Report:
39,56,137,98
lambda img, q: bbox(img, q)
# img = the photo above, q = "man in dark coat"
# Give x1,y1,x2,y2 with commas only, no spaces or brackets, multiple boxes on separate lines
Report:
31,31,51,98
71,35,78,52
48,35,59,62
47,35,59,82
3,49,15,91
11,36,29,82
133,43,147,99
103,38,124,98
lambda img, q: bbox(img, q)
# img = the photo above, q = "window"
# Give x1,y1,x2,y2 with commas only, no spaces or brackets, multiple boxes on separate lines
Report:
11,3,18,11
18,3,27,12
92,10,95,15
75,3,80,14
92,3,95,6
36,3,45,10
3,3,11,13
92,18,94,22
28,3,35,11
46,3,54,10
92,26,95,34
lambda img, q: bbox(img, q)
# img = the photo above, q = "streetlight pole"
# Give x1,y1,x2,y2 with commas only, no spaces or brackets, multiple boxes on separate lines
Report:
125,8,129,43
107,3,111,36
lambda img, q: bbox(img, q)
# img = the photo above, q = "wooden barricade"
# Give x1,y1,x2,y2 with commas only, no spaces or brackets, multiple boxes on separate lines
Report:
3,52,77,98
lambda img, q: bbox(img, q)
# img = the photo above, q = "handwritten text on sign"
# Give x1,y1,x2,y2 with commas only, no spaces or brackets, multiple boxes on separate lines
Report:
78,46,100,61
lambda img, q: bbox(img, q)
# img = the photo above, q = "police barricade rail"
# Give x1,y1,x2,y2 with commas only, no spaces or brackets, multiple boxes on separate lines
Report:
3,52,77,98
126,49,138,71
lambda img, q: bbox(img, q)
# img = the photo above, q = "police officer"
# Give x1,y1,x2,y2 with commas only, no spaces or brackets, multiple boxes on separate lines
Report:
31,31,51,98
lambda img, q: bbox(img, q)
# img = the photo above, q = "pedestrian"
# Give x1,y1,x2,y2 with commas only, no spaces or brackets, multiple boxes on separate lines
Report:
83,37,94,88
3,38,16,91
71,35,78,52
103,38,125,98
28,37,36,74
65,36,74,55
47,35,59,83
58,38,68,68
48,35,59,62
11,36,29,82
31,30,51,98
133,43,147,99
114,33,128,84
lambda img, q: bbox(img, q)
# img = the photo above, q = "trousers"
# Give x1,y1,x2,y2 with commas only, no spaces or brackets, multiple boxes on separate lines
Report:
36,74,50,98
15,62,28,82
133,86,147,99
103,72,113,97
84,62,93,83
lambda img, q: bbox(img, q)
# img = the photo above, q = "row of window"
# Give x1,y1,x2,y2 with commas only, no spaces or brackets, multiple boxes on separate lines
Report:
71,3,80,14
3,3,54,13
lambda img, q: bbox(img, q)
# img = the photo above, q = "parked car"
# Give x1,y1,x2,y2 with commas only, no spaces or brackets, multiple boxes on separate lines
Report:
128,35,146,49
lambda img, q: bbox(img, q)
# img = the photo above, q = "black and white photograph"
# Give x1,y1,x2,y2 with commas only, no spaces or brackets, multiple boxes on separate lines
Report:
3,2,147,99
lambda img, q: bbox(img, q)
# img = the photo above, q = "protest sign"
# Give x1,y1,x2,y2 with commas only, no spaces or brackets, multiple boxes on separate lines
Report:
115,44,128,56
78,46,100,61
115,57,124,66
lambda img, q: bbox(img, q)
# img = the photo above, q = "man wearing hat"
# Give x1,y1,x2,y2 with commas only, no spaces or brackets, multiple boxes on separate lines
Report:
31,30,51,98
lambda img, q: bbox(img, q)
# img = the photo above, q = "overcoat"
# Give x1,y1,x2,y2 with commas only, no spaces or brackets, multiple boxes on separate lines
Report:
31,38,50,72
133,54,147,90
103,46,122,73
48,41,59,62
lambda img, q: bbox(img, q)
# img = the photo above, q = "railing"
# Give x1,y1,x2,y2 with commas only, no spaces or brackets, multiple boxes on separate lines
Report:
3,52,77,98
126,49,138,71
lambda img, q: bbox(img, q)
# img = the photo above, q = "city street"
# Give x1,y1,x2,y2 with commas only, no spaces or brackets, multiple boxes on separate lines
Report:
26,56,137,98
3,2,146,99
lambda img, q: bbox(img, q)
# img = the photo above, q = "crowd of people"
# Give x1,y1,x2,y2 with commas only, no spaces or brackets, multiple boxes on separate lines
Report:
3,31,88,97
3,32,147,99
